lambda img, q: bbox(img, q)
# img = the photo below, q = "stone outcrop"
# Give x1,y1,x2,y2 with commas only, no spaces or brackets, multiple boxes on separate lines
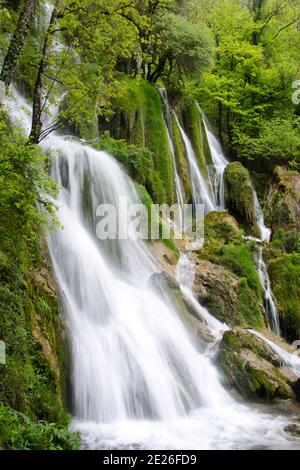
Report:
216,328,297,401
224,162,260,237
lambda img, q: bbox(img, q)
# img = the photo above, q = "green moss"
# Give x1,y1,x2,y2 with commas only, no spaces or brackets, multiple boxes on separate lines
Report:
108,76,175,204
268,253,300,341
0,114,76,449
224,162,259,237
237,278,265,328
171,114,192,201
204,211,242,243
197,215,265,328
264,166,300,233
217,330,294,401
182,102,211,174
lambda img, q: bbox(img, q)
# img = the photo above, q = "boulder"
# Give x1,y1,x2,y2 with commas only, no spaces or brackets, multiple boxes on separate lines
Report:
193,258,265,328
224,162,260,237
204,211,242,243
216,328,296,401
264,166,300,233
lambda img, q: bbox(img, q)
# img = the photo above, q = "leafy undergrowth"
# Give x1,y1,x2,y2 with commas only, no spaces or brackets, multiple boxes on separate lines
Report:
0,111,78,449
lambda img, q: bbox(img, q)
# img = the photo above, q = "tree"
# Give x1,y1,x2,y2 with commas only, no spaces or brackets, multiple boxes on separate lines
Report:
148,13,212,84
28,0,138,142
0,0,39,86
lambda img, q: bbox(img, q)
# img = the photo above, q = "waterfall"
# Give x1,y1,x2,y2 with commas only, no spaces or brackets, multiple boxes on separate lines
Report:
159,89,185,230
176,254,228,341
256,246,281,335
253,189,271,243
174,114,215,214
4,86,299,450
196,104,229,211
249,330,300,376
251,188,281,335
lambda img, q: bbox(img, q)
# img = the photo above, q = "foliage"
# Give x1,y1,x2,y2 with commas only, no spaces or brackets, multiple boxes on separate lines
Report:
0,404,79,450
271,228,300,254
268,253,300,342
0,111,77,449
97,132,154,187
197,0,300,167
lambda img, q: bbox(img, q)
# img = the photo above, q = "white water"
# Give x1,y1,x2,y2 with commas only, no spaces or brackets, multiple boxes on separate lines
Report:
4,86,300,450
251,188,282,334
253,189,271,242
196,104,229,211
256,246,281,335
174,114,215,214
250,330,300,376
160,89,185,230
176,254,228,341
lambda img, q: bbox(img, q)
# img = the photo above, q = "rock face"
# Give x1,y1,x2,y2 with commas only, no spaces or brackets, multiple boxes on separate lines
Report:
224,162,259,237
267,252,300,342
264,166,300,233
216,329,296,401
193,258,266,328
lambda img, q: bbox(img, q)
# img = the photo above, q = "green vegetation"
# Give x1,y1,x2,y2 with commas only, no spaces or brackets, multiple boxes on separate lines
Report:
224,162,259,236
0,111,78,449
195,0,300,169
268,253,300,342
1,0,300,449
195,212,265,328
0,404,79,450
217,329,295,401
104,77,175,204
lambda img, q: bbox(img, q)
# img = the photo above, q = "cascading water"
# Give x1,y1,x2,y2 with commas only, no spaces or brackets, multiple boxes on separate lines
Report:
256,246,281,335
196,104,229,211
249,330,300,376
176,254,228,341
253,189,271,243
160,89,185,230
251,188,282,335
174,114,215,214
4,86,300,450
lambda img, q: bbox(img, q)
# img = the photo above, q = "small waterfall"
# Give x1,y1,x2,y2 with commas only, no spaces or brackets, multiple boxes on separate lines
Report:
4,85,300,450
250,330,300,376
256,246,281,335
174,114,215,214
160,89,185,230
196,104,229,211
176,254,228,341
253,189,271,242
251,188,281,335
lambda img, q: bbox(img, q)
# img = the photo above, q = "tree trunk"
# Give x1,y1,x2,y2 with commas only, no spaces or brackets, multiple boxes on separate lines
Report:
29,0,61,144
0,0,38,86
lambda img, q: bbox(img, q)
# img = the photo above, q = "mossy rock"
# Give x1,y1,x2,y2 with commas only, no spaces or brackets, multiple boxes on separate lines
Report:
171,114,192,201
99,76,175,205
204,211,242,244
217,329,296,401
182,102,211,174
264,166,300,233
193,259,266,328
224,162,259,237
267,252,300,342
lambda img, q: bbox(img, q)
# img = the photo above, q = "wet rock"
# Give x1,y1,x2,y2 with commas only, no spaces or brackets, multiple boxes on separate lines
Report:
224,162,260,237
205,211,242,243
192,259,265,328
264,166,300,233
216,328,295,401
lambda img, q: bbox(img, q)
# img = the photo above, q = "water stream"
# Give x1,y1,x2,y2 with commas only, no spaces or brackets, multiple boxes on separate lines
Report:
196,104,229,211
173,114,215,214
